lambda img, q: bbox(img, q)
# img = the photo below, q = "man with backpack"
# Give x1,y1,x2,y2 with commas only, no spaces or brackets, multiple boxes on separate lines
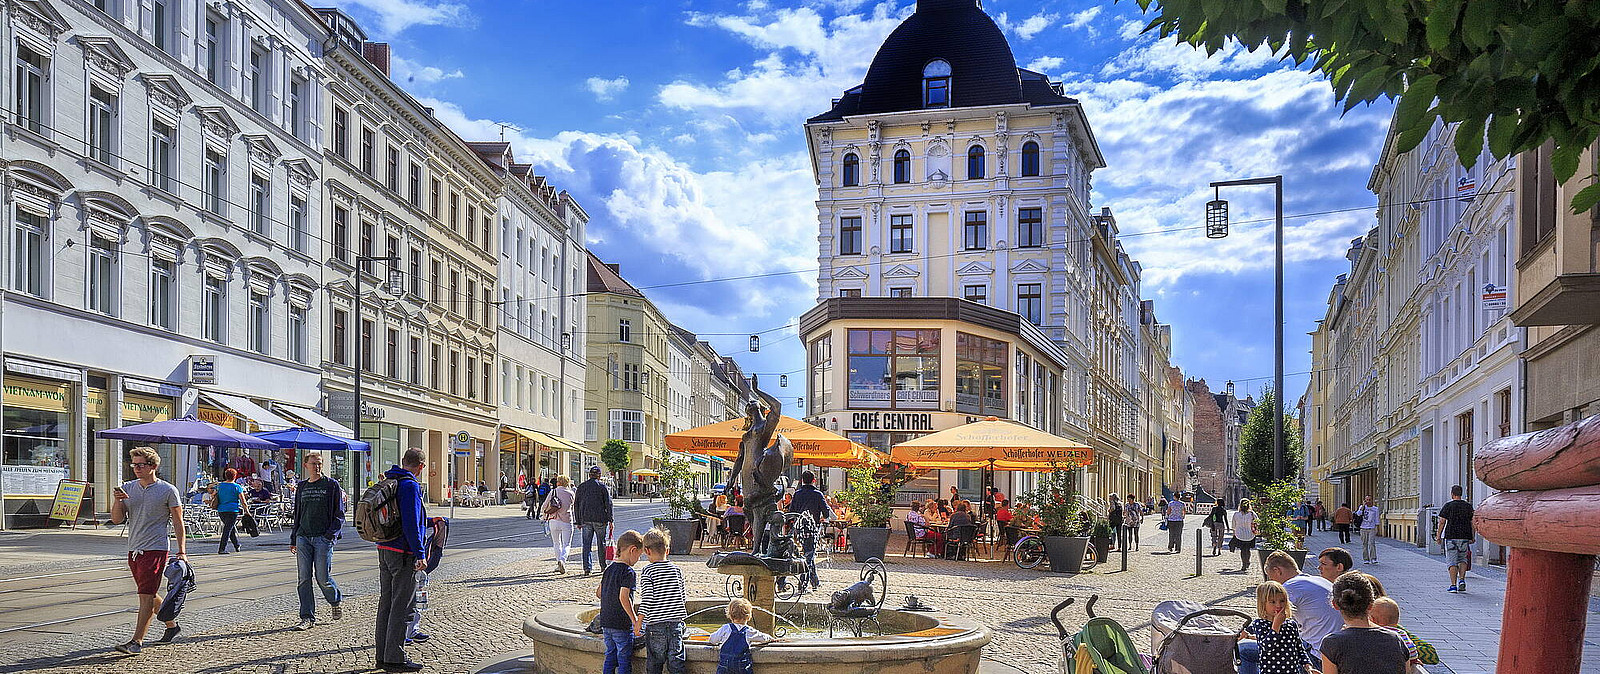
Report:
363,448,428,673
573,465,614,577
289,451,345,631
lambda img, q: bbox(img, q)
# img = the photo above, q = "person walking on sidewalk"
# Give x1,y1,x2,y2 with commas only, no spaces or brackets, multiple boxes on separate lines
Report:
1356,496,1381,564
542,475,577,574
213,468,245,554
1124,495,1144,551
1332,502,1353,544
1229,502,1257,571
1437,484,1476,593
785,471,832,590
1107,494,1125,551
110,446,187,655
575,465,615,576
1164,497,1186,552
374,449,428,673
289,451,345,630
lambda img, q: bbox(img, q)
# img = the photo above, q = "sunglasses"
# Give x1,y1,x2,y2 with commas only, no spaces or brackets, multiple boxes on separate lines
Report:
130,462,153,468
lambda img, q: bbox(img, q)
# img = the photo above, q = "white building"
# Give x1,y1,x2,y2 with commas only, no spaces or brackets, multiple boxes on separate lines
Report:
1,0,329,521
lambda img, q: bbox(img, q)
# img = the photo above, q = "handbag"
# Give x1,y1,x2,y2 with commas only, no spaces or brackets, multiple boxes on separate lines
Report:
240,510,260,538
604,536,616,562
1158,520,1168,531
1352,512,1364,528
542,493,562,519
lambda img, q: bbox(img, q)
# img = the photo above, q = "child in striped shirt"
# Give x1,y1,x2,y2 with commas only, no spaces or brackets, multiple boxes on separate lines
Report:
638,529,688,674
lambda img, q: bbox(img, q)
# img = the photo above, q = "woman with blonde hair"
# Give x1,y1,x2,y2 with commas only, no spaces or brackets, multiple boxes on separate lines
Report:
541,475,576,574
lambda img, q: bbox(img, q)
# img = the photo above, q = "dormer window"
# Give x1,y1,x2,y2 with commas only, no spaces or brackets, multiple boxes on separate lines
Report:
923,59,951,108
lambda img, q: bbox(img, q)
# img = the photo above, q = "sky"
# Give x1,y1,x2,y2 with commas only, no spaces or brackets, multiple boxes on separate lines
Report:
326,0,1397,408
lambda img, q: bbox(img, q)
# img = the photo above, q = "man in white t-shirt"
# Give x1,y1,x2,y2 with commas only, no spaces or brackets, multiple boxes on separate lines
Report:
1357,495,1382,564
1229,501,1258,571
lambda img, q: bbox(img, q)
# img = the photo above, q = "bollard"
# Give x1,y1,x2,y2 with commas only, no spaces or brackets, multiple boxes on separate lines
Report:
1195,529,1203,576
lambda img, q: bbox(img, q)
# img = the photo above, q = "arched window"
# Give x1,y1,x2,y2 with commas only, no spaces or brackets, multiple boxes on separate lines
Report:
1020,141,1040,177
923,59,951,108
892,149,910,184
967,145,985,180
841,152,859,186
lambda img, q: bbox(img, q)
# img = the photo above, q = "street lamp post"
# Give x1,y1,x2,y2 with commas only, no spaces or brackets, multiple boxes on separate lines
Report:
1205,175,1286,482
352,256,402,447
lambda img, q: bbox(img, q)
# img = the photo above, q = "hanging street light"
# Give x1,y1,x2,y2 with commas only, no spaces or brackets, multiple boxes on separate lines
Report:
779,374,789,387
749,335,760,352
561,332,572,352
1205,187,1230,239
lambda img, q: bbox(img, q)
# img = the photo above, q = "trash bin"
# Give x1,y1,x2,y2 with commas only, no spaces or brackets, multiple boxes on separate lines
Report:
1421,507,1442,554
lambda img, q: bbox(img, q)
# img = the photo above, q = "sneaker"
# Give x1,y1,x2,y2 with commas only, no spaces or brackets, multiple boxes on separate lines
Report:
555,560,566,574
405,632,431,644
114,642,142,655
155,625,182,643
1446,584,1459,593
294,619,314,631
1456,580,1465,593
330,603,343,621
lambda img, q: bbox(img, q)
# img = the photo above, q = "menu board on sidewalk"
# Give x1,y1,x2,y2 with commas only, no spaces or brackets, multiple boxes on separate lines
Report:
48,480,89,521
0,465,70,497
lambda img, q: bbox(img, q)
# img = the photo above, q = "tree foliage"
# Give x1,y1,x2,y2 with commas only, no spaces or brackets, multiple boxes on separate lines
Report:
655,449,699,520
1252,479,1308,551
1238,389,1304,495
1015,467,1089,538
836,463,894,528
600,439,631,477
1132,0,1600,212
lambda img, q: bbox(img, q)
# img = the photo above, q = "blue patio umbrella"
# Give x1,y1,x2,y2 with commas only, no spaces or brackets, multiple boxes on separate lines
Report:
253,427,371,452
97,415,279,450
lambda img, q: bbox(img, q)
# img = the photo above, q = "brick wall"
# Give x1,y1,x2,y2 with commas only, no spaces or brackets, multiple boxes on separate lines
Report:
1187,379,1227,496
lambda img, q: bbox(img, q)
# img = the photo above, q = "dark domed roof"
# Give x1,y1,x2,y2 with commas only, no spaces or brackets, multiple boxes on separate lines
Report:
810,0,1074,122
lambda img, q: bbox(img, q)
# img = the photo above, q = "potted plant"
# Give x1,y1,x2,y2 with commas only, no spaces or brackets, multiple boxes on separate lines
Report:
1018,468,1090,573
838,463,893,562
649,449,700,556
1253,479,1309,576
1090,518,1115,563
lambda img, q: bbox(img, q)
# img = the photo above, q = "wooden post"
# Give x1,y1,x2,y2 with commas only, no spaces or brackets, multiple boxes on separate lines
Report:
1496,547,1596,673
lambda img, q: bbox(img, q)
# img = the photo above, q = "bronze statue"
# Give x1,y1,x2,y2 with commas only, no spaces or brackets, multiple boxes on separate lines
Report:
726,376,793,556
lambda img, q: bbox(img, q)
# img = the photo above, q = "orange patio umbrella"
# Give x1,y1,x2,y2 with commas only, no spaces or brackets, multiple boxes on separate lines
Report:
665,415,883,467
890,417,1093,471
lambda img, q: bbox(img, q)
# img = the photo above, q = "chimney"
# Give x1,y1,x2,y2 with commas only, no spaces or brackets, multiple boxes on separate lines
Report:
606,263,621,274
362,42,391,77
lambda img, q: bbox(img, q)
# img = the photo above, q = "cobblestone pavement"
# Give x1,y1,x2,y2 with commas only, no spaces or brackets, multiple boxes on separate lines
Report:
3,510,1596,673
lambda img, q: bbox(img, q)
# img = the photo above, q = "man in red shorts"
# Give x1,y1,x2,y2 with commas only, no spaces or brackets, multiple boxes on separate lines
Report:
109,446,187,655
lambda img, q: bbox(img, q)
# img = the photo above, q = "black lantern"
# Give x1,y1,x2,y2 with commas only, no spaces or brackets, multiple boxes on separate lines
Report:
749,335,760,352
1205,188,1230,239
560,332,572,352
797,396,804,409
385,268,406,296
779,374,789,387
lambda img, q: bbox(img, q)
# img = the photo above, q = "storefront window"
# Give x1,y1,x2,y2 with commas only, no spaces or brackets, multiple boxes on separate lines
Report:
3,376,73,495
808,334,833,415
847,329,939,409
955,332,1007,416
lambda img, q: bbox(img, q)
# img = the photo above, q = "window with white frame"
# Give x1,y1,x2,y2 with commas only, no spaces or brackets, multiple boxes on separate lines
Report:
409,248,422,296
386,145,399,191
88,235,118,314
289,195,307,252
249,174,270,235
622,363,640,391
203,276,226,342
609,409,643,442
150,258,176,329
203,150,226,214
923,59,951,108
361,127,375,175
585,410,598,441
288,76,307,140
385,328,398,377
332,107,348,159
151,0,172,54
288,305,306,363
13,210,46,296
408,163,422,206
248,47,267,113
14,45,47,134
248,291,269,353
963,284,987,304
150,119,175,192
88,87,116,165
619,318,631,343
408,337,421,383
204,15,224,84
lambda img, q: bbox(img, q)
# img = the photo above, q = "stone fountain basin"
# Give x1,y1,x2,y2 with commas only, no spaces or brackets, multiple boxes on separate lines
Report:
522,599,992,674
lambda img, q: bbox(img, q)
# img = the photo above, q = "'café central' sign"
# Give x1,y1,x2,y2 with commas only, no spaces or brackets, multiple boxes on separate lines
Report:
850,412,934,431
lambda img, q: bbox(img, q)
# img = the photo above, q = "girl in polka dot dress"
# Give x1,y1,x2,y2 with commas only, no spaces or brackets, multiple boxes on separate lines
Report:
1240,581,1313,674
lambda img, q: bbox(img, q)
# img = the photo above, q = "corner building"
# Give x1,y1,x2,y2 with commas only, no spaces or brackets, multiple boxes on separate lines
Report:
804,0,1176,501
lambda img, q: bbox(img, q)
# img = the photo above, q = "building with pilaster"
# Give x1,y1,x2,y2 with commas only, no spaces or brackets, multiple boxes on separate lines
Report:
583,253,673,489
1,0,328,522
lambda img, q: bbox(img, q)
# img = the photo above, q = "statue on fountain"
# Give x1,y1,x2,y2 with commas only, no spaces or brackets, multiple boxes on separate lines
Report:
726,376,793,556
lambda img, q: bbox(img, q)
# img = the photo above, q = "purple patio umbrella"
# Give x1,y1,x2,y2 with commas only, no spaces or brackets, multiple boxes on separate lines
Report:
97,415,280,450
254,427,371,452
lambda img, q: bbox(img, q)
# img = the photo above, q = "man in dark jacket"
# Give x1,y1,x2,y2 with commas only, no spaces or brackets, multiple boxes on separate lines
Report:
784,471,832,590
572,465,614,576
289,451,345,631
374,449,427,673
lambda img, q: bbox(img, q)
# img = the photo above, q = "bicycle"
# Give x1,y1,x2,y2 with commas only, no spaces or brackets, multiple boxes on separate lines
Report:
1013,534,1098,570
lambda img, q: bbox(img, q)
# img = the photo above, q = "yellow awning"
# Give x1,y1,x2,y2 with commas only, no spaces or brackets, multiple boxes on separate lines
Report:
502,426,597,455
666,415,880,466
891,416,1092,470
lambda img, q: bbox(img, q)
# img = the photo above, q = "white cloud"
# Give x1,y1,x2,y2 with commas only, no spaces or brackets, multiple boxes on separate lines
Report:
1101,33,1284,81
584,76,631,103
1026,56,1065,73
335,0,469,36
1067,6,1103,32
996,11,1058,40
390,55,463,84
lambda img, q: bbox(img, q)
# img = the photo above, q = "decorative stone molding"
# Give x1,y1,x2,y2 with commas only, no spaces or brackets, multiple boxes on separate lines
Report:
140,74,193,113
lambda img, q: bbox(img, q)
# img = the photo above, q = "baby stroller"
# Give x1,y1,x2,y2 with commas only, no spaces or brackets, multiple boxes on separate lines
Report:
1149,600,1252,674
1055,595,1154,674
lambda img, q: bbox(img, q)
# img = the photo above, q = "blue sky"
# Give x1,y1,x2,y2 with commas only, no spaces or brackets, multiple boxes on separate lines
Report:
328,0,1396,407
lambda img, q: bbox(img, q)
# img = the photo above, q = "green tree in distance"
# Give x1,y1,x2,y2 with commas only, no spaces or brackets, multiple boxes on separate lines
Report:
601,439,631,477
1238,389,1304,495
1130,0,1600,212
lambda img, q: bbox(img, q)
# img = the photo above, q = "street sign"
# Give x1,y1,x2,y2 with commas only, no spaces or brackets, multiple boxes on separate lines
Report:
1481,283,1508,311
451,431,471,451
189,355,217,384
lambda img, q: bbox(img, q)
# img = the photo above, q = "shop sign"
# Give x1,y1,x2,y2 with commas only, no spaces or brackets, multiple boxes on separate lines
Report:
48,480,89,521
3,378,72,413
189,355,217,384
0,465,69,497
197,405,238,429
849,411,935,431
122,394,174,423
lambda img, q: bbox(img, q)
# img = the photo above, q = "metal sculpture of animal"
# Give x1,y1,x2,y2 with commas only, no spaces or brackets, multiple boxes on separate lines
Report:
829,579,877,614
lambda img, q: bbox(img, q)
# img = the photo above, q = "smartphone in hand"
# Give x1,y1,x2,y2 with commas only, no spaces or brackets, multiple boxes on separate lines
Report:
113,487,128,500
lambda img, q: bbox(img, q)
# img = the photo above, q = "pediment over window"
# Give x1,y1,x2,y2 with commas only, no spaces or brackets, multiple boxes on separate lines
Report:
77,37,134,80
12,0,70,43
956,261,993,276
883,264,921,279
242,134,281,162
1010,259,1050,274
140,74,193,112
195,106,239,141
283,158,316,188
832,266,869,280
